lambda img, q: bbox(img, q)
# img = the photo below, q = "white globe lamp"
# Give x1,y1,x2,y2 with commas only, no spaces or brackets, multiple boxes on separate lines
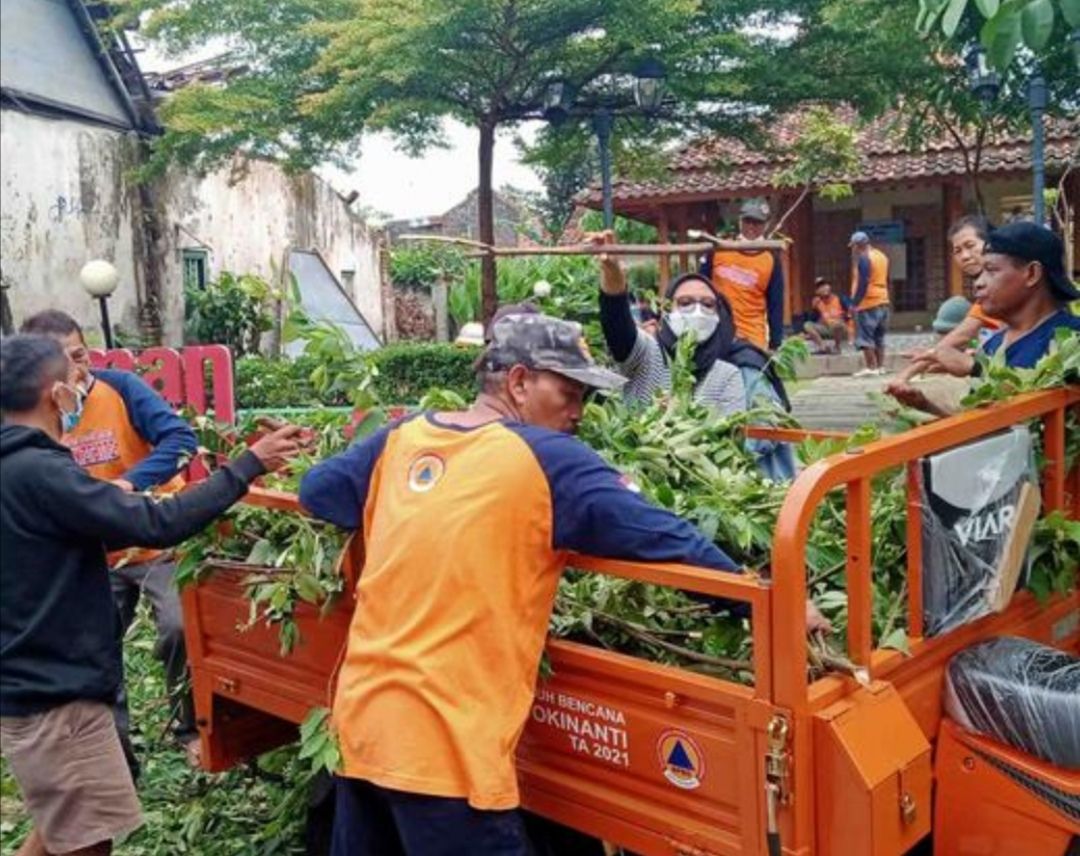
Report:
79,259,120,348
79,260,119,297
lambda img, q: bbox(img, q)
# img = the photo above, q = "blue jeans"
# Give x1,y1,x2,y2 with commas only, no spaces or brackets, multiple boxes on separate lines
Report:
331,776,532,856
854,306,890,350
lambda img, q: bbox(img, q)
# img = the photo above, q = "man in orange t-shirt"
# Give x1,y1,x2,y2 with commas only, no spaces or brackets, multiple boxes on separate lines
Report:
849,231,891,375
702,197,785,351
301,313,834,855
804,277,848,354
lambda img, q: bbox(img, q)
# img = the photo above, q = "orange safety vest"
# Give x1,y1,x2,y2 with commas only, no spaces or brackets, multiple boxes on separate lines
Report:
64,378,184,567
851,247,890,311
711,249,776,349
967,301,1004,331
812,294,845,326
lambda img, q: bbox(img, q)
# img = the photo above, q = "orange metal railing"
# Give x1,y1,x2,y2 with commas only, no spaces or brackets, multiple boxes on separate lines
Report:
768,385,1080,846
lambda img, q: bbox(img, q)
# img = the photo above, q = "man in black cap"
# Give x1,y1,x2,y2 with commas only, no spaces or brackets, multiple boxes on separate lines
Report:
300,312,829,856
886,222,1078,413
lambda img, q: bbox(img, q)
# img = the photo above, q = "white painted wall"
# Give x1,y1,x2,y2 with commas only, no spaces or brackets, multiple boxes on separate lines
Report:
1,110,384,344
164,158,384,335
1,111,143,342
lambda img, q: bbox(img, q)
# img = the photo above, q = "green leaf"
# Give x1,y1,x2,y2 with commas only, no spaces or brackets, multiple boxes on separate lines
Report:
299,707,330,741
880,628,910,654
1061,0,1080,28
917,0,951,32
246,538,276,567
981,5,1023,69
295,572,324,604
298,731,329,761
1028,569,1053,604
1021,0,1056,49
943,0,970,36
974,0,1001,15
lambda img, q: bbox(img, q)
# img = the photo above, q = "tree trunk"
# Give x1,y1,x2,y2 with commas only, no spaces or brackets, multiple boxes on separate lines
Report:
477,119,498,324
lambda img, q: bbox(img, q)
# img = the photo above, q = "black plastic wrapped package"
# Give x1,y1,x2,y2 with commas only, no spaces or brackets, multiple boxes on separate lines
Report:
944,636,1080,769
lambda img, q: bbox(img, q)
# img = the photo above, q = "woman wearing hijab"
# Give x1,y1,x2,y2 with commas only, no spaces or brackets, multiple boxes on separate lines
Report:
595,238,796,480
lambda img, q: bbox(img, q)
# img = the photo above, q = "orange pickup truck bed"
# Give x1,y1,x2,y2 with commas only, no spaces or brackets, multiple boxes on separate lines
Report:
182,388,1080,856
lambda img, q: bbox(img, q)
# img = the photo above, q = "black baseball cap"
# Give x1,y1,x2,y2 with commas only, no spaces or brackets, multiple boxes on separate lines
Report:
983,222,1080,301
480,313,626,391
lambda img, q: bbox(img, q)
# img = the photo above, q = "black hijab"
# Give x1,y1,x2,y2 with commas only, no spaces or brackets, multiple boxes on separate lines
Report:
657,272,790,409
657,273,736,382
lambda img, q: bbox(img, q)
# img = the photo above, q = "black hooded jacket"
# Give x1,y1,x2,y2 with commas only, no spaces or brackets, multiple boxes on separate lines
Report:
0,424,264,716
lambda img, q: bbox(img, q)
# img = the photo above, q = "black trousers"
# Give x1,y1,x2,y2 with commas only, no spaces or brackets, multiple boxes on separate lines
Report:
330,776,531,856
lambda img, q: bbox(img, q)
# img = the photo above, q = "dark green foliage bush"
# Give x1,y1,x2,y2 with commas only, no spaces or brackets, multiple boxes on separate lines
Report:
390,245,467,291
367,342,478,403
184,272,275,357
233,344,477,409
233,355,337,409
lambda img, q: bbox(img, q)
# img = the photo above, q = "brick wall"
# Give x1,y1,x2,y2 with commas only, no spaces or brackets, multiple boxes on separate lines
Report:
893,203,945,312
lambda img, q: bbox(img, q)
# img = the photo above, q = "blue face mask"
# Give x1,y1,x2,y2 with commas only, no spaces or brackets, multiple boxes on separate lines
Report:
56,383,85,434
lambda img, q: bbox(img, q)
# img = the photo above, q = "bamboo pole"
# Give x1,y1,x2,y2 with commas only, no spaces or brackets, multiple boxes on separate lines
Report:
396,232,786,257
462,240,787,258
395,234,494,250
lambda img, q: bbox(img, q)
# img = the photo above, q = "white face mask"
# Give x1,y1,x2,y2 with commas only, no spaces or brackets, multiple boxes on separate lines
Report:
667,305,719,342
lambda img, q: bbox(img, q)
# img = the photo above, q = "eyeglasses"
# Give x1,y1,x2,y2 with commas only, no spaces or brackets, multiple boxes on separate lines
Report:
672,296,717,311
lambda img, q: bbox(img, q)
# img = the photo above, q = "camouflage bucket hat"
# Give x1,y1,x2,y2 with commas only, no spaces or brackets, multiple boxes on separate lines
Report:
480,313,626,391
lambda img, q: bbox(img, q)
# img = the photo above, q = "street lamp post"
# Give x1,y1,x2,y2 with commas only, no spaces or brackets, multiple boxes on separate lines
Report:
79,259,120,349
1028,72,1047,225
543,59,666,231
592,109,615,229
965,45,1053,226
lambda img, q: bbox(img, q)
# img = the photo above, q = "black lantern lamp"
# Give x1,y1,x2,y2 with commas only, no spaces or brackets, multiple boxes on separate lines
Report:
633,57,666,113
964,44,1001,108
542,78,574,125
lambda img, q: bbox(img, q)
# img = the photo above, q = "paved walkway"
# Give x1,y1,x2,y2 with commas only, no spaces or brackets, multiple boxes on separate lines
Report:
790,368,967,433
795,332,940,379
787,331,960,432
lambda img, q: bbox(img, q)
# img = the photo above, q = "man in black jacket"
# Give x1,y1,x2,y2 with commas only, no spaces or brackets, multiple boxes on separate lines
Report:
0,334,302,856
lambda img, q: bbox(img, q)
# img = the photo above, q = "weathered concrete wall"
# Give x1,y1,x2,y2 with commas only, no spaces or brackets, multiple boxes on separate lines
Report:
163,158,384,335
1,110,145,342
1,110,384,344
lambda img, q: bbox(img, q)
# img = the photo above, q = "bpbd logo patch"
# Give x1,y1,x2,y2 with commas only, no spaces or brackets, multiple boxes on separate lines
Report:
656,730,705,790
407,454,445,493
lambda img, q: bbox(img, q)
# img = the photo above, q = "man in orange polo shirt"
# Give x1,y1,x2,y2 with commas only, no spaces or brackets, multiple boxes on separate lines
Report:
804,277,848,354
849,231,891,376
301,313,830,855
702,198,785,351
20,310,199,772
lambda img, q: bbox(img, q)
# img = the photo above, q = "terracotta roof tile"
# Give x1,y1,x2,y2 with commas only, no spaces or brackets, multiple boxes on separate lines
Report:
582,109,1078,206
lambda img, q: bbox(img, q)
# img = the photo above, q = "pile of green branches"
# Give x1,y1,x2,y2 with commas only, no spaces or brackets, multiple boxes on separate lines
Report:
177,333,1079,676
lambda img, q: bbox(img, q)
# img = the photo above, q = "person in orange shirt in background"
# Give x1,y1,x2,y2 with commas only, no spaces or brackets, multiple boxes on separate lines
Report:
849,231,891,376
888,216,1003,391
701,197,785,351
803,276,848,354
19,310,200,774
941,216,1004,349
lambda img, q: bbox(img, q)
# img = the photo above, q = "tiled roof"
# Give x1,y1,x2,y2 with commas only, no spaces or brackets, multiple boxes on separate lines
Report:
582,109,1078,206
